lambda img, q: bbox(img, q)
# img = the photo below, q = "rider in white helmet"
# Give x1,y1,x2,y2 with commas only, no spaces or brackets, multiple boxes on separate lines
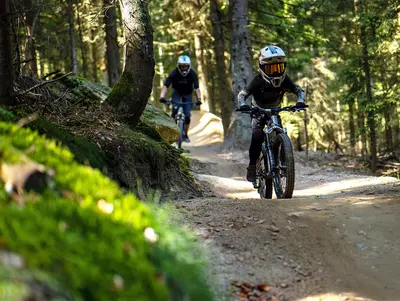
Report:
237,45,306,182
160,55,202,142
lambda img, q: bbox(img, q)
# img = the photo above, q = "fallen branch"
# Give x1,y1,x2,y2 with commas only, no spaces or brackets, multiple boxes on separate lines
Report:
42,69,62,80
16,72,72,97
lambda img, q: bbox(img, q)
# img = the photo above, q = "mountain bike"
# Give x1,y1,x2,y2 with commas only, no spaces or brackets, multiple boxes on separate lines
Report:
165,100,200,149
237,105,307,199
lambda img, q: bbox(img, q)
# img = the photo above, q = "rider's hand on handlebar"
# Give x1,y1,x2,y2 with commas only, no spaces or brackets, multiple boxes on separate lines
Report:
160,97,167,104
295,101,306,109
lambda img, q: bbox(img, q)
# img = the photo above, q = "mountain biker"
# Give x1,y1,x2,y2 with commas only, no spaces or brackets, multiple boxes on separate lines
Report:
160,55,202,143
237,45,306,182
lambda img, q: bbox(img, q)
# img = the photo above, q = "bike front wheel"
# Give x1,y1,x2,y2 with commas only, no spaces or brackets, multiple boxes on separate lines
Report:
272,133,295,199
177,119,184,149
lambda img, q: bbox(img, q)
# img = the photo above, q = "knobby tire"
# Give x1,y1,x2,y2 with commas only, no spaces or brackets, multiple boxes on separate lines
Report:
177,119,184,149
273,133,295,199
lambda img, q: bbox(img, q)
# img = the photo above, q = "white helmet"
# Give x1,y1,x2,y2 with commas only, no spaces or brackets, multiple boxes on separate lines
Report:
258,46,287,87
177,55,191,76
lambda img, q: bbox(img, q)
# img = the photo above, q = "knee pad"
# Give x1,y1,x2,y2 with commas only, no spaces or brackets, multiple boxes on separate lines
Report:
185,116,191,124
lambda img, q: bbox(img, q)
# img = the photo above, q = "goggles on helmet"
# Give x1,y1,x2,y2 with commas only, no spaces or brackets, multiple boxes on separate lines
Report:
260,62,286,76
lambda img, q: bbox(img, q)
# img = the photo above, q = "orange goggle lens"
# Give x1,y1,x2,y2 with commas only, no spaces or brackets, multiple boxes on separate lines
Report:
263,63,285,76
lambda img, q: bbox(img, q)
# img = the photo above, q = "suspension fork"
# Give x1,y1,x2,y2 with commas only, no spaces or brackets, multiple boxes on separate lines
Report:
265,131,277,177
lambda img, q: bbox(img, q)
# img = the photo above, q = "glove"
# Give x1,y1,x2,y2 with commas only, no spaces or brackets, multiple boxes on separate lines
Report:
160,97,167,104
295,101,306,109
195,98,202,106
239,104,251,111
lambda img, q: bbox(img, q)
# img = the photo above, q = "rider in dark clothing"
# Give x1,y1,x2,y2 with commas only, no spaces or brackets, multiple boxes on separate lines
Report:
237,45,306,182
160,55,202,142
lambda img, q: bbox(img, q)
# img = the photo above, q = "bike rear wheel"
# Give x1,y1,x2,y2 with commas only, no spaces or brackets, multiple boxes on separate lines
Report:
272,133,295,199
257,152,273,199
177,119,184,149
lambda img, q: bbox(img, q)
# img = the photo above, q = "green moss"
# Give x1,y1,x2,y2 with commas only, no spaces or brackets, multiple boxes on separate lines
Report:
136,120,163,142
0,121,212,301
118,125,193,184
106,72,134,107
27,117,109,170
0,265,71,301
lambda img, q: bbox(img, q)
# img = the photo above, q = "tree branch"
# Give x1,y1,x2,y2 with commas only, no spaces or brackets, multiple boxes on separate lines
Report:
16,72,72,96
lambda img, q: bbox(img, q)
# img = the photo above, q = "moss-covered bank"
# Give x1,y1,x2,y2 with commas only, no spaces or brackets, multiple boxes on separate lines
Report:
0,121,212,301
10,75,199,200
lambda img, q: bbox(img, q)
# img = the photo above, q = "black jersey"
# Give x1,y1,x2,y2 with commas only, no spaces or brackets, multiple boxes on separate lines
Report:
164,68,199,95
239,75,300,108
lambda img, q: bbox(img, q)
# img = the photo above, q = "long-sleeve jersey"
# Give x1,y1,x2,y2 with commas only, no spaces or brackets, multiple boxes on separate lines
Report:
237,74,304,108
164,68,199,95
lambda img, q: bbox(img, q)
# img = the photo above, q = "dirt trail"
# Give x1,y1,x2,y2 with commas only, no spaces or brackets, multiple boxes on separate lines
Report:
176,112,400,301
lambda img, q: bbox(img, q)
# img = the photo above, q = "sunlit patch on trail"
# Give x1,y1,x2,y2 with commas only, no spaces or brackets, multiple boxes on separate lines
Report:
294,177,398,197
196,174,260,199
296,292,372,301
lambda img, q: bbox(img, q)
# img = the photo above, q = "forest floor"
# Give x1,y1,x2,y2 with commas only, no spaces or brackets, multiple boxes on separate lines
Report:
175,111,400,301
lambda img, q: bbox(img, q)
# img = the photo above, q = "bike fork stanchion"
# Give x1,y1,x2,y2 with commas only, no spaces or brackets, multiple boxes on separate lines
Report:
265,132,276,178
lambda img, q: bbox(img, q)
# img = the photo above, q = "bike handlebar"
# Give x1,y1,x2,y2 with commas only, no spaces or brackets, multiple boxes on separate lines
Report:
236,105,308,114
164,100,201,106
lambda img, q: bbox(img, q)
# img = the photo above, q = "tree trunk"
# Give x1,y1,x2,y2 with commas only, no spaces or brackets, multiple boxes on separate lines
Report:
210,0,232,135
90,29,99,82
226,0,253,147
384,108,393,152
9,0,20,77
107,0,154,127
357,103,367,159
194,34,210,112
355,0,377,172
151,69,162,109
21,0,41,76
348,100,356,155
76,2,88,78
0,0,14,105
392,103,400,153
104,0,122,86
67,0,78,75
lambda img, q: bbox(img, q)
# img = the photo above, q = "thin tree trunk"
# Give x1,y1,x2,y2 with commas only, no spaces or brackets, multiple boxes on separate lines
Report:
210,0,232,135
304,85,309,158
194,34,210,112
90,29,99,82
76,1,88,78
349,100,356,155
104,0,122,86
22,0,42,76
384,109,393,152
357,104,367,159
208,54,217,114
10,0,20,77
152,69,162,109
355,0,377,172
107,0,154,127
226,0,253,147
0,0,14,105
67,0,78,75
392,103,400,153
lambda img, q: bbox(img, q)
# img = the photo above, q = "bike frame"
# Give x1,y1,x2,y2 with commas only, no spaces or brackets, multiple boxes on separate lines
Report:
164,100,197,148
261,110,286,184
